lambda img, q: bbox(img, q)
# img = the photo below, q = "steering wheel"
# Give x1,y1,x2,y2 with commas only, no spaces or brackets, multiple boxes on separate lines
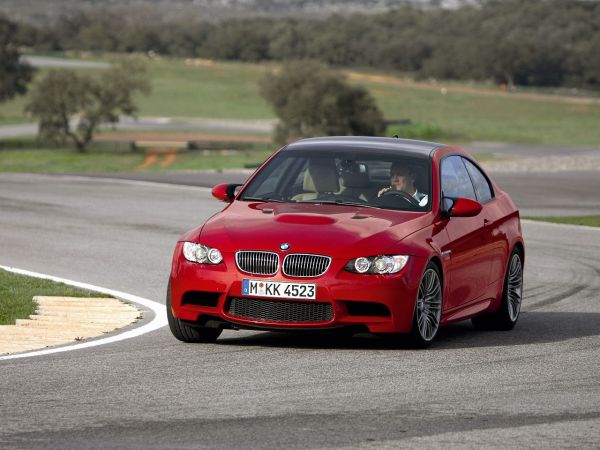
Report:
381,190,420,207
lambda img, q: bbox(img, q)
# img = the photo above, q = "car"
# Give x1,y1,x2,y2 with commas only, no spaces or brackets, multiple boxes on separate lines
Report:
167,136,524,348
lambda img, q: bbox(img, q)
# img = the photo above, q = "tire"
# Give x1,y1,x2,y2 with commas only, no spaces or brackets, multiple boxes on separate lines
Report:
166,283,222,343
472,248,523,331
407,262,443,348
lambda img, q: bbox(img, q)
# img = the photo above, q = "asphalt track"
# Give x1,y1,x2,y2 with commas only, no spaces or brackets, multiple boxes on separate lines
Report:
69,168,600,217
0,173,599,449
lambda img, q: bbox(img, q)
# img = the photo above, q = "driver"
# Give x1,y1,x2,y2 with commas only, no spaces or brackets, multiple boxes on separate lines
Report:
378,162,428,206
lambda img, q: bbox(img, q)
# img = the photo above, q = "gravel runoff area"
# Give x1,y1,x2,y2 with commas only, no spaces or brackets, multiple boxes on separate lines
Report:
0,296,141,355
465,142,600,173
482,153,600,173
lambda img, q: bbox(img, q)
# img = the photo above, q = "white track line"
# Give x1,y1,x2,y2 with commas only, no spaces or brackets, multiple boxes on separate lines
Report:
15,173,213,192
0,265,167,361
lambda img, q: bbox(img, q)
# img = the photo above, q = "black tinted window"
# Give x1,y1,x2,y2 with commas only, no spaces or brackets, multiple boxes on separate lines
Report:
441,156,476,200
463,158,493,203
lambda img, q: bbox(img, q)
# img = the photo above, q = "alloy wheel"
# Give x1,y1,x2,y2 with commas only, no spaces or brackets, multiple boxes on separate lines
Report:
416,268,442,341
507,253,523,322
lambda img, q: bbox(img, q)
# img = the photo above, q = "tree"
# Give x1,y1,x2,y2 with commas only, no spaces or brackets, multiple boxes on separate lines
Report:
0,15,34,102
260,61,385,145
25,59,150,152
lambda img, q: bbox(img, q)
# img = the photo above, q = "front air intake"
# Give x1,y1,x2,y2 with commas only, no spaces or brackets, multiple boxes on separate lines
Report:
228,297,333,323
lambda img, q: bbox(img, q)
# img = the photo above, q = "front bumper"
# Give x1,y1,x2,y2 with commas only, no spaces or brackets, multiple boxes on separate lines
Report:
169,243,426,334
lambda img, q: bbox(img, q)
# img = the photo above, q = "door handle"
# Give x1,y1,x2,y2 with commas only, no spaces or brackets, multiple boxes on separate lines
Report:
483,218,491,225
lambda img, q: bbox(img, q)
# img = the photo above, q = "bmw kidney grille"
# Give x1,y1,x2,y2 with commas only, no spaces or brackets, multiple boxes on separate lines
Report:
235,251,279,275
235,251,331,277
282,254,331,277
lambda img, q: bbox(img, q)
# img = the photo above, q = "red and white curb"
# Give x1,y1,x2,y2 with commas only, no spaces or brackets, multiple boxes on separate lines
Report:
0,265,167,361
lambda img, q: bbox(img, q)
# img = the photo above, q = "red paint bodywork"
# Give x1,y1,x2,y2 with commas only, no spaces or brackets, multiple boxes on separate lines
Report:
169,140,524,335
211,183,230,202
450,197,482,217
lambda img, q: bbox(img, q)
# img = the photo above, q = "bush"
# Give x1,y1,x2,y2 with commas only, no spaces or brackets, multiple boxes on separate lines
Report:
0,15,34,102
260,61,386,145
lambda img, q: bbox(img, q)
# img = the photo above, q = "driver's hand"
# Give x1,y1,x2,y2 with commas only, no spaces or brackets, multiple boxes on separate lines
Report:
378,187,391,197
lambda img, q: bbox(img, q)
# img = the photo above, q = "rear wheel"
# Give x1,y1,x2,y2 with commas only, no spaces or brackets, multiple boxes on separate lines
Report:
408,262,443,348
472,248,523,331
167,283,222,343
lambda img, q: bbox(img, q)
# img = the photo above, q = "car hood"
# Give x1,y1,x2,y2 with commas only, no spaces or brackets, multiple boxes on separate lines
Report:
196,201,431,258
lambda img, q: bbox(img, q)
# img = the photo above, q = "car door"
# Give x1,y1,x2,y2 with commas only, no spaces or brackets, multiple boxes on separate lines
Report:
440,156,489,311
463,158,506,285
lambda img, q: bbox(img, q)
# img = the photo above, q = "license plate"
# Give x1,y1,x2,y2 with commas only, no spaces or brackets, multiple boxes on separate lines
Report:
242,279,316,300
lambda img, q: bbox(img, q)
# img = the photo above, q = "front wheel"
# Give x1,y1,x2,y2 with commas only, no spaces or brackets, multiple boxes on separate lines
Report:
408,262,443,348
472,248,523,331
167,283,222,343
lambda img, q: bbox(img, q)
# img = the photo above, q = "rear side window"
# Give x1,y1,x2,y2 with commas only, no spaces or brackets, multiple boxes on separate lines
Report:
463,158,493,203
441,156,476,200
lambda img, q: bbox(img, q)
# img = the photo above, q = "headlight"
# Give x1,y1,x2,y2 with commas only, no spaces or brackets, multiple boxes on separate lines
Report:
182,242,223,264
345,255,409,274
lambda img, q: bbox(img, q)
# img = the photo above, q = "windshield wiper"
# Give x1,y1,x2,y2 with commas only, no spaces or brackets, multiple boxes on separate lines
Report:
300,199,380,209
242,196,286,203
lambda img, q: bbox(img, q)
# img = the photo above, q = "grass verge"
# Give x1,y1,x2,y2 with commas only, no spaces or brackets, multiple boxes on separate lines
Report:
0,268,111,325
523,215,600,227
0,146,277,173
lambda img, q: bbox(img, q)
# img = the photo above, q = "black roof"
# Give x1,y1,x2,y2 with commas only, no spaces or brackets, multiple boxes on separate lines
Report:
285,136,443,158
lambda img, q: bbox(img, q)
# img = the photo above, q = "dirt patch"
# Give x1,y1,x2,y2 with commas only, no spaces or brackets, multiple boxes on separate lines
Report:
347,72,600,106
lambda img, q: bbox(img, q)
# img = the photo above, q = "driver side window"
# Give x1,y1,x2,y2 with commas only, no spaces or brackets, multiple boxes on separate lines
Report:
441,156,476,200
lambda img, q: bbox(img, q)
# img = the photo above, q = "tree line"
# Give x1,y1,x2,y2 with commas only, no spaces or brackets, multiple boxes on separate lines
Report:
12,0,600,90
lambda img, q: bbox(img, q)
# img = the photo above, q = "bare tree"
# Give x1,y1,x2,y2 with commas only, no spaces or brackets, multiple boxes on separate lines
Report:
25,58,150,152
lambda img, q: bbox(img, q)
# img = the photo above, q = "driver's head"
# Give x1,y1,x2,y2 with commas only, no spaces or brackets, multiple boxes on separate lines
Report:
390,162,417,193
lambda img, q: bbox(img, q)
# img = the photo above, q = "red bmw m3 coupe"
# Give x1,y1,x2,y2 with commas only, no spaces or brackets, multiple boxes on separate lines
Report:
168,137,524,347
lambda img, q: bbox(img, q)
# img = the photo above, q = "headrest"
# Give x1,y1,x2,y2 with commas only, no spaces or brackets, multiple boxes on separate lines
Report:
303,159,339,193
341,162,369,188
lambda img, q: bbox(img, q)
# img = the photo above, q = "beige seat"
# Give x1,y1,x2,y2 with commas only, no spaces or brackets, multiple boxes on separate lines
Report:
292,159,340,201
339,162,374,201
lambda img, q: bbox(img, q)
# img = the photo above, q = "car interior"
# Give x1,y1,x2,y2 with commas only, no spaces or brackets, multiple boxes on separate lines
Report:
289,157,430,208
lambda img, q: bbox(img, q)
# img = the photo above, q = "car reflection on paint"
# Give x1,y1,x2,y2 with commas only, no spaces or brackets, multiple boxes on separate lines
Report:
168,137,524,347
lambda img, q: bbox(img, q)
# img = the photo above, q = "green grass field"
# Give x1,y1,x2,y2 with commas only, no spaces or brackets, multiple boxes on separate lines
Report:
0,145,276,173
523,215,600,227
0,95,29,125
1,54,600,146
362,76,600,146
0,268,111,325
138,58,274,119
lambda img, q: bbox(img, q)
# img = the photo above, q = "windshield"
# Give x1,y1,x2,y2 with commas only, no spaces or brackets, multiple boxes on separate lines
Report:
240,148,431,211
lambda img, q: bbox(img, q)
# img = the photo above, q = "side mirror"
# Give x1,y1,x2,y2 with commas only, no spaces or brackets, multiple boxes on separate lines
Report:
211,183,242,203
447,197,482,217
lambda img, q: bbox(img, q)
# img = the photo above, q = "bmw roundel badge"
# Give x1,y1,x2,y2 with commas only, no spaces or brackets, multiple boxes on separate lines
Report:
280,243,291,251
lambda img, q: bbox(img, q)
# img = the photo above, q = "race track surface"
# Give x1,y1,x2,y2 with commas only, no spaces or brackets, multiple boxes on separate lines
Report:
0,173,599,449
